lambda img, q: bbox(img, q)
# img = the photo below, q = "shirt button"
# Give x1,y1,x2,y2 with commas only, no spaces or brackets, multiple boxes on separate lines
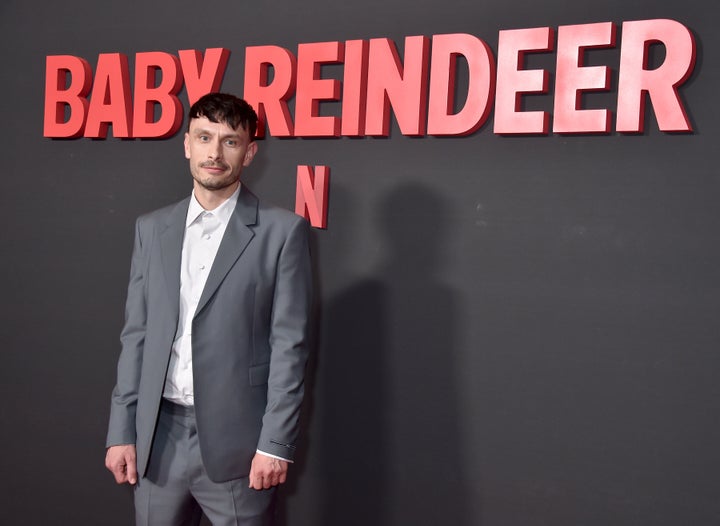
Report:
204,234,211,240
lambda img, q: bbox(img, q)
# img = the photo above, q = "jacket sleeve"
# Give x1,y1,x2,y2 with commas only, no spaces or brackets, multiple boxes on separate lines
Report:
106,217,149,447
256,216,313,461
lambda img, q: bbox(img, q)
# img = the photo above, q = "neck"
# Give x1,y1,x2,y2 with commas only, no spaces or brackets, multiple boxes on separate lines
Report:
193,181,240,210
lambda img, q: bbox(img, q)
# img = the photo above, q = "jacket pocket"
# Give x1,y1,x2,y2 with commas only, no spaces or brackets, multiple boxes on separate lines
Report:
249,363,270,386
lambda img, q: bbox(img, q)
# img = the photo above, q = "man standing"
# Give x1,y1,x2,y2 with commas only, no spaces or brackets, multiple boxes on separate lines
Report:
105,93,313,525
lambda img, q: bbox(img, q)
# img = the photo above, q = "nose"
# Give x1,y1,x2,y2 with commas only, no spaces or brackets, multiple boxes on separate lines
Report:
208,138,223,160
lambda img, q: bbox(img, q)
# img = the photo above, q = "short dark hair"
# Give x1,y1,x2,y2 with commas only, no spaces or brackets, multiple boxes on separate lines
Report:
188,93,258,139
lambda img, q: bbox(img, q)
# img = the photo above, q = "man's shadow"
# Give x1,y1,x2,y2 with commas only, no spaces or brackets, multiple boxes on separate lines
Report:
271,182,390,526
270,179,474,525
369,182,472,525
277,181,473,525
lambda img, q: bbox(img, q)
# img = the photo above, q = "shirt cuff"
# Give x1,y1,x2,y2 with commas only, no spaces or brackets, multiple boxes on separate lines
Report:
256,449,294,463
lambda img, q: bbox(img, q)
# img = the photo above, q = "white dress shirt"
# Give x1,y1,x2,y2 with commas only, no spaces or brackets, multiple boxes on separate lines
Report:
163,187,239,405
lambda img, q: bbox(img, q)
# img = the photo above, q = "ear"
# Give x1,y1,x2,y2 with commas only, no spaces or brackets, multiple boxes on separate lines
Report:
184,133,191,160
243,141,258,167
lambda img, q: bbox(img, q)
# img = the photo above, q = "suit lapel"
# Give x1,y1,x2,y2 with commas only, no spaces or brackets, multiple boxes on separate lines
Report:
195,186,258,317
159,197,190,317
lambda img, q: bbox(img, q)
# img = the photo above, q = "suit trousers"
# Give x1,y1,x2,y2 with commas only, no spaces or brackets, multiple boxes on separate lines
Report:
134,400,276,526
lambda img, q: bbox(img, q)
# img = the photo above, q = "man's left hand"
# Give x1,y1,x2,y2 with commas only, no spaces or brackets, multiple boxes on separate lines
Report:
248,452,288,490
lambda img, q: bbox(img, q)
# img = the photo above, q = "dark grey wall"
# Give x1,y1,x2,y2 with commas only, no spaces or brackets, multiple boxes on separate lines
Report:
2,1,720,524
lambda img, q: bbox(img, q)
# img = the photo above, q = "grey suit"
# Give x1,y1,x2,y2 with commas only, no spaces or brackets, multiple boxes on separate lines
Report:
106,185,312,483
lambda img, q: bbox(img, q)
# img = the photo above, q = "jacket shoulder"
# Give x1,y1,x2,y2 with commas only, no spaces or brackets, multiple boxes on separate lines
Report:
135,197,190,229
256,200,308,228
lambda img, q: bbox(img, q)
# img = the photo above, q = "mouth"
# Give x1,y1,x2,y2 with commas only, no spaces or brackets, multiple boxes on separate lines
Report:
200,162,229,174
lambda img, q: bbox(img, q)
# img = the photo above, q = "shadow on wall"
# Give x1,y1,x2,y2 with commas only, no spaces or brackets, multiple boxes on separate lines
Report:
292,181,475,526
375,182,473,526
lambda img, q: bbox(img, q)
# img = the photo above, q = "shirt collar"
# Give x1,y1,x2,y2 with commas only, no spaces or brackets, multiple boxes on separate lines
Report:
185,184,241,228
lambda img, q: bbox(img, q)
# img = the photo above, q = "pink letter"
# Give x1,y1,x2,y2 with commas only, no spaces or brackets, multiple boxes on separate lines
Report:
84,53,133,138
44,55,92,138
494,27,554,135
296,165,330,229
341,40,369,136
365,36,430,136
133,52,183,139
553,22,616,133
616,19,696,133
427,33,496,136
179,48,230,106
295,41,343,137
244,46,297,138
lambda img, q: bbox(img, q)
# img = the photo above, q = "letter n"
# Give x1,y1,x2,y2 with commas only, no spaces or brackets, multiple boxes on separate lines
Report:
295,165,330,229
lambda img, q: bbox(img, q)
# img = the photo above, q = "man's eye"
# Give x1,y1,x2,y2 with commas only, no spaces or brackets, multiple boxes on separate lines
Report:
199,135,210,142
225,140,238,147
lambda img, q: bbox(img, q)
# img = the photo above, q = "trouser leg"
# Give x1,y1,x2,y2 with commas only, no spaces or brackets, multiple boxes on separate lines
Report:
134,401,203,526
135,400,276,526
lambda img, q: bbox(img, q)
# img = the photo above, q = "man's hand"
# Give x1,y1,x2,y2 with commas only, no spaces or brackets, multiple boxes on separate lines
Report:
248,452,288,490
105,444,138,485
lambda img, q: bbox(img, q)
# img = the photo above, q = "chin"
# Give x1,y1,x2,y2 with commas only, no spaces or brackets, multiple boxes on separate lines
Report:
199,178,238,191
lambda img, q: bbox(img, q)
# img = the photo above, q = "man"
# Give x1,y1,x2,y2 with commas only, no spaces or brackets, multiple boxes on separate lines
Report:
105,93,313,525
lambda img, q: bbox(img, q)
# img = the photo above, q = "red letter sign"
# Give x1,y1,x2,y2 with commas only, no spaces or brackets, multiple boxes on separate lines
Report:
296,165,330,229
553,22,615,133
84,53,133,138
244,46,297,138
295,42,344,137
133,52,183,139
341,40,369,136
365,36,430,136
494,27,554,134
179,48,230,106
616,19,696,133
44,55,92,138
427,33,496,136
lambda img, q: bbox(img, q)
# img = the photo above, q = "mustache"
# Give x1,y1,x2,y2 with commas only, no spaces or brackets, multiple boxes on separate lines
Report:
200,160,229,170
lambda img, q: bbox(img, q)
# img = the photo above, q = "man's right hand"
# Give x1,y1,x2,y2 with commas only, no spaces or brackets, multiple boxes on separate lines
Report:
105,444,138,485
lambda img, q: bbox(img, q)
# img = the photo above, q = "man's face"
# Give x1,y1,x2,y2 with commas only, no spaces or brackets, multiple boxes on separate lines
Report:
184,116,257,192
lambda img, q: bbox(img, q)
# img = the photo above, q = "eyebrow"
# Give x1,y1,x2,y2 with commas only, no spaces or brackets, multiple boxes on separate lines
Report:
192,128,242,141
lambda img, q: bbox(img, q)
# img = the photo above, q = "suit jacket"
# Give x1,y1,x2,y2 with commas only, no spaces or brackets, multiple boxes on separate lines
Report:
106,186,312,482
